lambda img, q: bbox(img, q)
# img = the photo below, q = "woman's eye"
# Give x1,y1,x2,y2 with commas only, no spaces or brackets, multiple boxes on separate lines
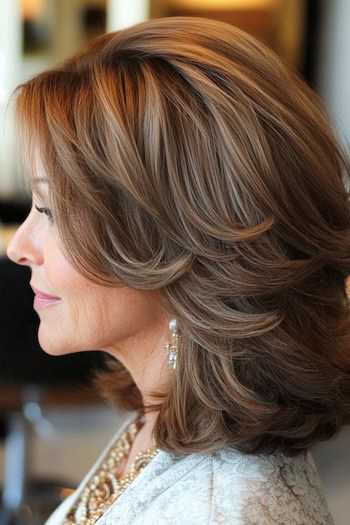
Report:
34,205,54,223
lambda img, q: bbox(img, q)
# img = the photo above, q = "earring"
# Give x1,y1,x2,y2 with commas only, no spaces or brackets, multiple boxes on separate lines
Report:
165,318,179,370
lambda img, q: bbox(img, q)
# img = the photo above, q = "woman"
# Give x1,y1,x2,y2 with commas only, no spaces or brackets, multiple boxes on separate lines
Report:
7,16,350,524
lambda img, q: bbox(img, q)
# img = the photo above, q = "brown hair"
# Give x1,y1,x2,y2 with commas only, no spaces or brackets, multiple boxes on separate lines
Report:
15,17,350,456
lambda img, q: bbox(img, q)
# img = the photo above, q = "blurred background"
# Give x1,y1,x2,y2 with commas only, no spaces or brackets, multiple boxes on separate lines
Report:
0,1,349,524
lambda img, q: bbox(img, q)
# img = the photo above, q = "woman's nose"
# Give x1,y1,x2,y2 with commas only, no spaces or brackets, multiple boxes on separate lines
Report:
7,215,43,267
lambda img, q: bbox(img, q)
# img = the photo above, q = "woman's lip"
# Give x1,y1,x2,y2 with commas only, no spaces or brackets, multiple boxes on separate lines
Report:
31,286,60,300
31,286,61,310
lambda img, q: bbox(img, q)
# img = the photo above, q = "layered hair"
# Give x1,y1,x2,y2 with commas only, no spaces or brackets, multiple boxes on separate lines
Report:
15,17,350,455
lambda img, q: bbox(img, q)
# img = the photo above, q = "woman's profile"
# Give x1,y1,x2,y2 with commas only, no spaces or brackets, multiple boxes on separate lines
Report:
7,16,350,524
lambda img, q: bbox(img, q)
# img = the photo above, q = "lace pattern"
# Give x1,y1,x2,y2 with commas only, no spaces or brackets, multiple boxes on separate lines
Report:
97,448,333,524
45,420,334,525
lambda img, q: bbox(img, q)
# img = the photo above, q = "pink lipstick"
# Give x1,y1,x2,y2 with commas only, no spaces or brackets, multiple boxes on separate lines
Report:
31,286,61,310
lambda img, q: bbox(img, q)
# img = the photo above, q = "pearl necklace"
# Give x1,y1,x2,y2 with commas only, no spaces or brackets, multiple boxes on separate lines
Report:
63,420,159,525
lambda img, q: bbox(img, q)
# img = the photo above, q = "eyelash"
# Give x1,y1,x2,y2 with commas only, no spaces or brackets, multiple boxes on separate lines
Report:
34,205,54,223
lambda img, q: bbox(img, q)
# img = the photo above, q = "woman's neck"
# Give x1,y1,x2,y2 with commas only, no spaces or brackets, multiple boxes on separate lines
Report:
115,413,159,479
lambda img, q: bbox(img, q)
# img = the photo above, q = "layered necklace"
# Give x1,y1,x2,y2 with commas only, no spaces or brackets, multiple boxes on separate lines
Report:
63,419,159,525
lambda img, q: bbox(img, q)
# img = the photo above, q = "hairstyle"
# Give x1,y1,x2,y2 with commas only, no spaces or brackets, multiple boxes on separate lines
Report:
15,17,350,456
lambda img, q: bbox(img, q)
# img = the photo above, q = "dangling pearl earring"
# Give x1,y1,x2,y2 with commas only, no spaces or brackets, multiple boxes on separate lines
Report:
165,318,179,370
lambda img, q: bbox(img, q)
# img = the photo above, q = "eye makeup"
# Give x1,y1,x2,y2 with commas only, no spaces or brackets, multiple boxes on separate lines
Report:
34,204,54,223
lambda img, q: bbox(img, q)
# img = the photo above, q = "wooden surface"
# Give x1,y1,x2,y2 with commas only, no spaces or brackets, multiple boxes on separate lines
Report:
166,8,275,46
0,383,103,412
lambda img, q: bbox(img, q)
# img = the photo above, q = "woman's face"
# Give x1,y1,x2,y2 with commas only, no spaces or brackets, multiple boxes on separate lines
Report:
6,182,169,359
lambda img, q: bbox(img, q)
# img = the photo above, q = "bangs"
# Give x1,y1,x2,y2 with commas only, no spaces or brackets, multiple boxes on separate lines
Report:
13,80,55,203
14,70,97,227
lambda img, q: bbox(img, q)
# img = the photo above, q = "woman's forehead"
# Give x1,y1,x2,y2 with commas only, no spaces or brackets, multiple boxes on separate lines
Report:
25,147,49,187
31,176,49,198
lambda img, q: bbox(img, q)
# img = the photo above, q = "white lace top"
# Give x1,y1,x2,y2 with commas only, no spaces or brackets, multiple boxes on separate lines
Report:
45,417,334,525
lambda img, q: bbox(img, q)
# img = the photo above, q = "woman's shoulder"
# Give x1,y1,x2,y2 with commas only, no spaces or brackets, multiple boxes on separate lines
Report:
203,448,333,524
210,445,321,483
158,445,325,490
101,447,334,524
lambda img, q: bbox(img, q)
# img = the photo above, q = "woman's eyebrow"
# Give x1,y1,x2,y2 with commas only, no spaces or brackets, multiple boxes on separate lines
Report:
33,177,48,184
32,177,49,192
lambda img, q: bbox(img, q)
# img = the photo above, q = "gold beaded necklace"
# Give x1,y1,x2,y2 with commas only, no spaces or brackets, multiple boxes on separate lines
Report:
63,420,159,525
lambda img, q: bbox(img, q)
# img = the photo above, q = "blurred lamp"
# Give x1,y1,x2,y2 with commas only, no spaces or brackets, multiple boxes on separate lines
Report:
21,0,45,21
170,0,276,8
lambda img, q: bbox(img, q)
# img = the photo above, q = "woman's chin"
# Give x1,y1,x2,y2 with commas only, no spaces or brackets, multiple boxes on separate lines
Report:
39,342,73,357
37,329,74,356
37,329,94,357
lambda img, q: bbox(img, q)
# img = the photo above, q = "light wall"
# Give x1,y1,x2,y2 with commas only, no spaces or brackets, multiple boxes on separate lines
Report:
107,0,149,30
0,0,22,196
318,0,350,150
